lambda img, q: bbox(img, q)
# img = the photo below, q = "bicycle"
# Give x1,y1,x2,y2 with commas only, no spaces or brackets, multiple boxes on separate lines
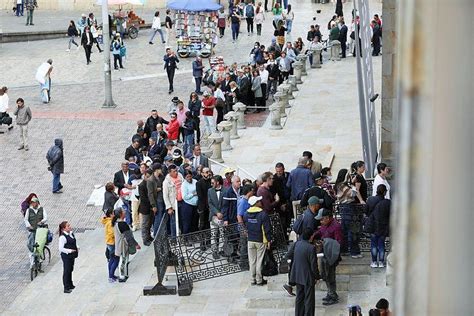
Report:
30,225,52,281
31,242,51,281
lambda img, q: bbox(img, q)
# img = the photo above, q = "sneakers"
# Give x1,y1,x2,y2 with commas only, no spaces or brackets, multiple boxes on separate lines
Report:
378,262,385,268
108,277,117,283
283,284,296,297
66,49,70,52
351,254,363,259
149,41,153,45
370,262,378,268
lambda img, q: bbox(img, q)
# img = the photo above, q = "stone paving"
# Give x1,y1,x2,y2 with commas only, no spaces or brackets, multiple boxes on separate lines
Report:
0,0,384,313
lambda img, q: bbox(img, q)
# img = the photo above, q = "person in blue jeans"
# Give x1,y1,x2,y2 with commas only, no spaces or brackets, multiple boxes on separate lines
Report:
368,184,391,268
46,138,64,194
339,204,364,258
230,8,242,42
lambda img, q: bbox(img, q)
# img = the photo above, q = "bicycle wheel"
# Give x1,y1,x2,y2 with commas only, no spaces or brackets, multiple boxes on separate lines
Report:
42,246,51,266
30,266,37,281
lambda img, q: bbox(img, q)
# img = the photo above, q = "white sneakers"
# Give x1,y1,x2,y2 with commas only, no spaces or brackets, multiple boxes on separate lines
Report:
66,49,70,52
371,261,385,268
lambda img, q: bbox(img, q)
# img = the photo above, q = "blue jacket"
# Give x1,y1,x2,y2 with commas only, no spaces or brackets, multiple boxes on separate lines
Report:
222,186,240,224
244,206,272,243
192,60,204,78
287,165,313,200
301,208,319,233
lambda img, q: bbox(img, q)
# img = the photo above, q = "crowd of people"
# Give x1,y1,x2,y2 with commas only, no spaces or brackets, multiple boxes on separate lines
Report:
9,0,393,312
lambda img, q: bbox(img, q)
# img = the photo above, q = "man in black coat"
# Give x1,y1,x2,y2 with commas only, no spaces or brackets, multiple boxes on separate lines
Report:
236,70,251,106
125,139,142,163
114,162,130,194
300,172,334,210
287,227,319,316
163,48,179,94
139,170,153,245
144,110,169,142
339,20,348,58
46,138,64,194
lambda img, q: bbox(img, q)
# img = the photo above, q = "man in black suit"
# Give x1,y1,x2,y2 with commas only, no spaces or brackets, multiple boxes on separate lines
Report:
287,227,319,316
189,144,209,170
163,48,179,94
197,167,212,231
144,110,169,144
208,175,225,259
339,19,348,58
81,26,93,65
113,162,130,193
125,139,142,163
236,70,251,106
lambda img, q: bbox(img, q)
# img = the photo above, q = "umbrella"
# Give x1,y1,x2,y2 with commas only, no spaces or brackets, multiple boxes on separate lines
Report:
167,0,222,12
96,0,144,5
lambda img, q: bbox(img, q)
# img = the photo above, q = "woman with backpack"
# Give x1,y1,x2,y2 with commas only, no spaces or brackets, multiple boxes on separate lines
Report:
101,209,120,282
244,2,255,35
114,207,140,283
66,20,79,52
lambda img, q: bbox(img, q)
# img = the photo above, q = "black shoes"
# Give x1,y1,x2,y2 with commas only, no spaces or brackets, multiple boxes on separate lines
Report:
322,295,339,305
256,279,267,286
64,289,72,293
283,284,295,296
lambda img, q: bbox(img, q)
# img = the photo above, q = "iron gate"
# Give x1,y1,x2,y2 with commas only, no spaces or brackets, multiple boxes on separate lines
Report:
168,213,288,295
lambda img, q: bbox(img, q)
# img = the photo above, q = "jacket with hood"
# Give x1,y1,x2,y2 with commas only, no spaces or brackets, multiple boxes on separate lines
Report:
244,206,272,243
46,138,64,174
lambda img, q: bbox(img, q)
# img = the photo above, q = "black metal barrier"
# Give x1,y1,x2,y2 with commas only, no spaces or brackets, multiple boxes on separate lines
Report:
169,213,288,296
143,213,177,295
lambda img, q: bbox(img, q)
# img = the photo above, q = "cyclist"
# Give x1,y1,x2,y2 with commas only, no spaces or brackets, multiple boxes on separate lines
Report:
24,197,48,267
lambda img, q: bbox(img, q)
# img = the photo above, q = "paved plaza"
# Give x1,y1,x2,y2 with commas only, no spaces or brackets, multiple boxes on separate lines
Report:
0,0,387,314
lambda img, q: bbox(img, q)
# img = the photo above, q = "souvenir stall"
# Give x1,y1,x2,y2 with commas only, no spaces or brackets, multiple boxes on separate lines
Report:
167,0,222,58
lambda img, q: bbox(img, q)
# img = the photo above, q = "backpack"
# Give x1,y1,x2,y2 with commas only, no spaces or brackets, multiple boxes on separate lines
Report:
245,5,254,18
292,214,304,235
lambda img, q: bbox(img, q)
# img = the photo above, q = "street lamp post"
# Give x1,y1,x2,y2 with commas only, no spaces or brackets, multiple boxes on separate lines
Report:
101,0,117,108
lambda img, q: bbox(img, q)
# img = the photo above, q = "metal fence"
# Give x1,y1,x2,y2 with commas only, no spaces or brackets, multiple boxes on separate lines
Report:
168,213,287,295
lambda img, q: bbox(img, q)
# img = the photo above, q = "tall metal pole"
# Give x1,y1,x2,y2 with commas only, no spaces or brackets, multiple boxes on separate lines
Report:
101,0,117,108
353,1,371,177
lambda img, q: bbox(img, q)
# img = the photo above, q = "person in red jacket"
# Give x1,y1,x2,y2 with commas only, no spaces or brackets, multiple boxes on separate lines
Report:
201,91,216,136
165,112,180,142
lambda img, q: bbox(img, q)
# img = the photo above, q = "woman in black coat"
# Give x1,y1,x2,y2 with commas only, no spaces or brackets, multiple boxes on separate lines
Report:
335,0,343,17
103,182,119,212
368,184,391,268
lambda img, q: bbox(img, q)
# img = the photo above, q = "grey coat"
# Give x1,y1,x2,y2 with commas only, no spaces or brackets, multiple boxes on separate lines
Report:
189,154,209,168
207,187,224,221
13,106,32,125
251,76,262,98
287,240,318,286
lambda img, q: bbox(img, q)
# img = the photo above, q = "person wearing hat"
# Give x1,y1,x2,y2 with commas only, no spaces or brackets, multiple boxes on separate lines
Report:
202,91,216,137
300,172,334,210
168,96,180,115
222,167,236,189
24,197,48,265
244,195,272,286
314,208,342,306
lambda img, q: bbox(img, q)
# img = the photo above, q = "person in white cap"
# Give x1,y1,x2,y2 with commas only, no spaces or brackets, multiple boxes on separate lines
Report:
244,195,272,286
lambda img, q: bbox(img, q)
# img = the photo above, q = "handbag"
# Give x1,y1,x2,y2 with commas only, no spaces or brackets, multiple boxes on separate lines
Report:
216,98,225,109
120,46,127,57
129,243,137,255
262,249,278,276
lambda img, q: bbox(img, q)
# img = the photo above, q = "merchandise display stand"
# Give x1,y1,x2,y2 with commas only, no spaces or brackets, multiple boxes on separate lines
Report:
174,11,217,58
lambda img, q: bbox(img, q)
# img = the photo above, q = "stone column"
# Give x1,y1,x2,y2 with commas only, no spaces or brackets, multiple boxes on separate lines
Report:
393,0,473,315
288,75,299,92
273,91,287,118
208,133,224,163
330,40,341,61
297,54,308,76
269,103,282,130
380,0,398,166
311,48,322,68
224,111,239,139
293,61,303,84
232,102,247,129
217,121,233,151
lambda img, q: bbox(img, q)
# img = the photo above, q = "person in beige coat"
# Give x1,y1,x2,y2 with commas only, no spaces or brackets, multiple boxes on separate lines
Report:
162,164,184,237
